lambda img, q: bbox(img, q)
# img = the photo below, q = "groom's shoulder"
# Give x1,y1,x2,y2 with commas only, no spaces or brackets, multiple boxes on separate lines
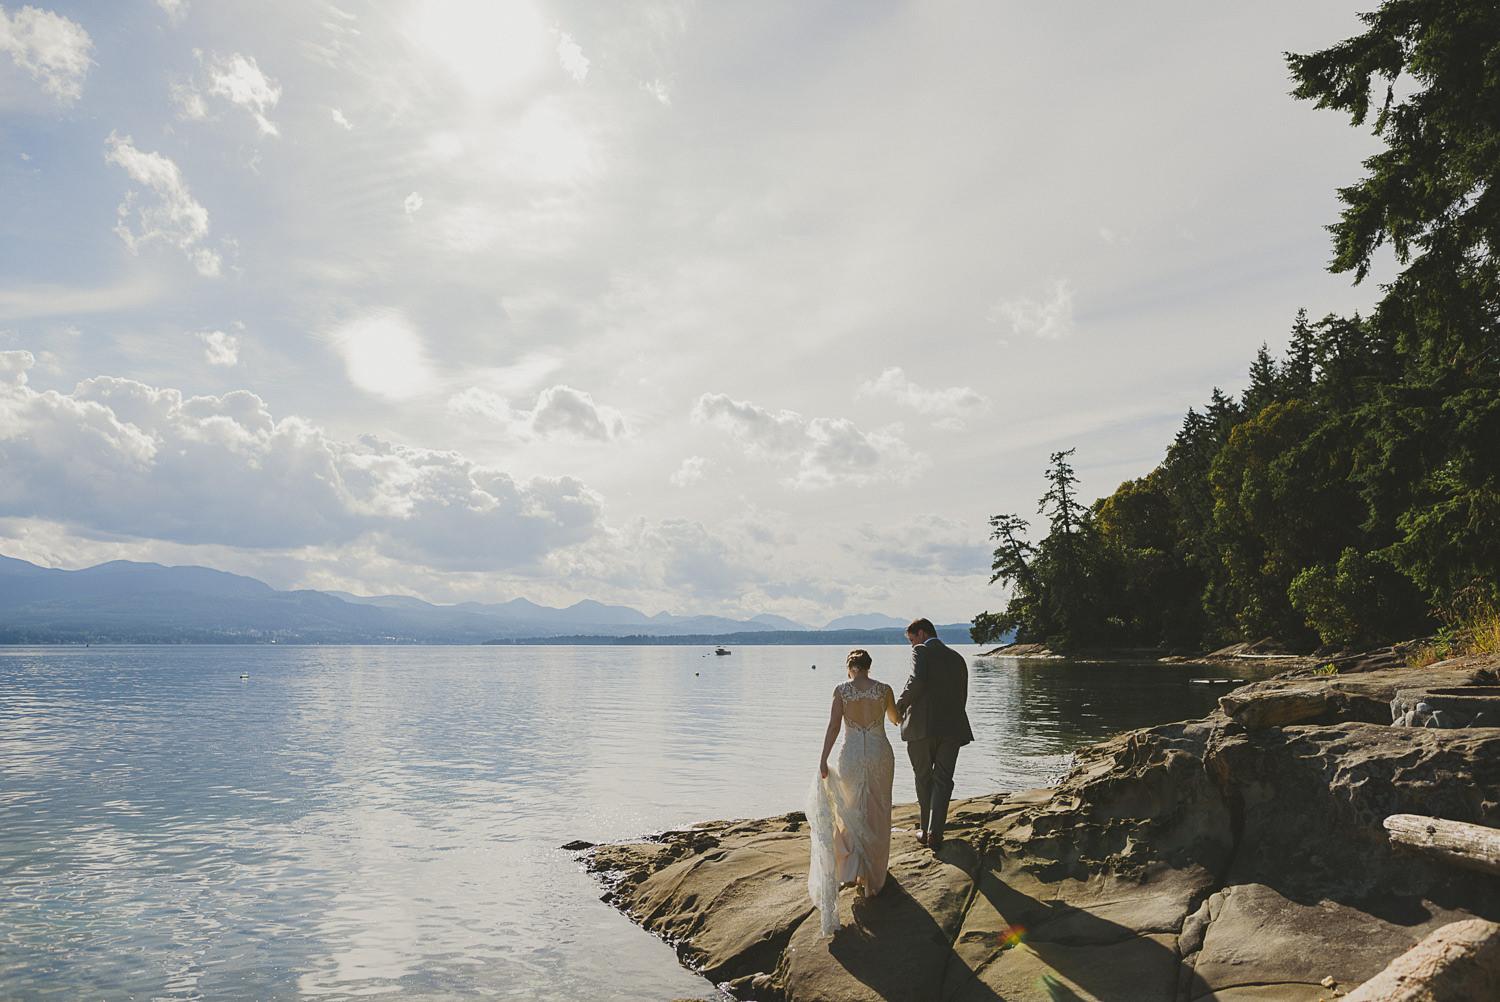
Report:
937,638,966,666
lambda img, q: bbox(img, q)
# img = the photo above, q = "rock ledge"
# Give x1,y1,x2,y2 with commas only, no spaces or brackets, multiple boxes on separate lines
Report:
579,661,1500,1001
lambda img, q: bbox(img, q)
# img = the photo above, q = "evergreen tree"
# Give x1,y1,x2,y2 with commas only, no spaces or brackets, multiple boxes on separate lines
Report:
1289,1,1500,609
971,5,1499,650
1239,344,1281,416
972,451,1115,649
1287,1,1500,371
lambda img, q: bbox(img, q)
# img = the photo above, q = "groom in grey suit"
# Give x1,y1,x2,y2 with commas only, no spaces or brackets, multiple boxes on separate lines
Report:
895,617,974,851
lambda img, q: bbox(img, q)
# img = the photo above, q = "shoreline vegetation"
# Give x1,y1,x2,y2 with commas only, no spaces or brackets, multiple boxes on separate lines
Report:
575,647,1500,1001
967,1,1500,671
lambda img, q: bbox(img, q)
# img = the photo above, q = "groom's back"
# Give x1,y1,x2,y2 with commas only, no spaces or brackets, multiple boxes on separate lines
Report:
927,641,974,743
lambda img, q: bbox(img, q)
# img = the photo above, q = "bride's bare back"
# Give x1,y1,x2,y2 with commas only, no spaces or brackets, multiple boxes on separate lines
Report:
838,679,899,730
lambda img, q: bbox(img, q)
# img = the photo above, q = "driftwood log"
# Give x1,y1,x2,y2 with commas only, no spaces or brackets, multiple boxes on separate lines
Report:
1343,919,1500,1002
1384,814,1500,877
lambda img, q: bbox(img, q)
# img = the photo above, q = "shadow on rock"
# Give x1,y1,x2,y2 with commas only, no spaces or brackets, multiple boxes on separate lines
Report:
946,863,1186,1002
780,841,992,1002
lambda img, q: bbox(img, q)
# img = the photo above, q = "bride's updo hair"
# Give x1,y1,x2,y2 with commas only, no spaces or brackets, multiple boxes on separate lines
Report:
846,649,872,673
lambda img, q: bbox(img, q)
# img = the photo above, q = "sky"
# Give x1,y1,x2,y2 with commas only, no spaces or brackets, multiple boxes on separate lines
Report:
0,0,1396,626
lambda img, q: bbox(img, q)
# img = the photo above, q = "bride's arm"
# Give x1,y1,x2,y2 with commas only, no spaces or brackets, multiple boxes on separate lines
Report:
884,683,901,725
819,688,843,778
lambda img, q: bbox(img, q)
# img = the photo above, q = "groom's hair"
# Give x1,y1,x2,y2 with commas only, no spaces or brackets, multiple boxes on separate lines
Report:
906,617,936,638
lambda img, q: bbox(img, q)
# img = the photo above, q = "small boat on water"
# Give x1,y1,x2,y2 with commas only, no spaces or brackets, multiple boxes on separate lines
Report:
714,647,731,656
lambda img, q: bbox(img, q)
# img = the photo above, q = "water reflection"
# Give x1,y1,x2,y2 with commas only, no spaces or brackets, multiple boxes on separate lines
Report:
0,644,1285,1001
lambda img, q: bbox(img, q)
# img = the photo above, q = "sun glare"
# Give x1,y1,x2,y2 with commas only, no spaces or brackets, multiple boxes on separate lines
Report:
334,310,437,400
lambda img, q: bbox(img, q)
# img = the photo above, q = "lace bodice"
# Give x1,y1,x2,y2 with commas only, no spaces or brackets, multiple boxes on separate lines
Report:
839,681,887,702
839,680,892,730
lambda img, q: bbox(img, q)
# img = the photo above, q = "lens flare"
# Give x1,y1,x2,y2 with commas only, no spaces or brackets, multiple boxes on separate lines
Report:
999,924,1028,949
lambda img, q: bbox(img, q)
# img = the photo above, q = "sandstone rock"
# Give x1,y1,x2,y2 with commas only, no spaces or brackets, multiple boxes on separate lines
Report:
777,849,973,1002
1185,881,1479,998
976,643,1057,658
1218,686,1327,730
1343,918,1500,1001
578,661,1500,1002
1219,664,1500,731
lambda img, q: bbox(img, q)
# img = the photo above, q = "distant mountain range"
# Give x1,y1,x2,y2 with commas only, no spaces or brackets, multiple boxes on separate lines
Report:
0,554,970,645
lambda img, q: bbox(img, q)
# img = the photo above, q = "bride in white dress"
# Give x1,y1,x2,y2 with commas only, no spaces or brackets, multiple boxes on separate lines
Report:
806,649,902,935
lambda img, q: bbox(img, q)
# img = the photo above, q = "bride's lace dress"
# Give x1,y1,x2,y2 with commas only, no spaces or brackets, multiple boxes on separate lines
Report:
807,680,895,935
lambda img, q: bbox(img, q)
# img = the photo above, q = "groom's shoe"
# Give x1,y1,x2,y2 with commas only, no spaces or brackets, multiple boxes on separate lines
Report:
916,831,929,847
928,833,944,852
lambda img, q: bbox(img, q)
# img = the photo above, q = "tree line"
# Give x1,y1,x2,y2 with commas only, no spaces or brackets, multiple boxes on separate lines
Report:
973,1,1499,653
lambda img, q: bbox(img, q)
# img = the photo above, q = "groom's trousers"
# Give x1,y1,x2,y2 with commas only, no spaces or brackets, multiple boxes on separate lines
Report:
906,738,962,839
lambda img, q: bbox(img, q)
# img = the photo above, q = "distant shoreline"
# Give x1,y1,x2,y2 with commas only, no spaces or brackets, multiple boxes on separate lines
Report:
0,625,975,647
484,626,972,647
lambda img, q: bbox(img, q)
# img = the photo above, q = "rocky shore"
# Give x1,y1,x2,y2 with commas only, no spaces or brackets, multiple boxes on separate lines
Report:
575,654,1500,1001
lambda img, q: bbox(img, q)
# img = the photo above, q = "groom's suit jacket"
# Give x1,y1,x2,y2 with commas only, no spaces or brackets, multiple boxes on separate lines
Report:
896,638,974,745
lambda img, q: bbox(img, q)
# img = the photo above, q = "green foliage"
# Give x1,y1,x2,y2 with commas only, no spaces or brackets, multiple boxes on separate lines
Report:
1287,0,1500,624
1287,2,1500,372
968,610,1010,646
978,309,1441,653
973,450,1125,651
1409,587,1500,665
1289,547,1426,649
973,5,1495,652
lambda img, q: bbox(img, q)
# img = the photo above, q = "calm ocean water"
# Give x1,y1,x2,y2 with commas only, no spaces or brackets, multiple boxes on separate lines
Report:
0,644,1281,1001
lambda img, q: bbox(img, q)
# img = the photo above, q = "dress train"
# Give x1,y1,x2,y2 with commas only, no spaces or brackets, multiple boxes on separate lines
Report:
807,700,894,935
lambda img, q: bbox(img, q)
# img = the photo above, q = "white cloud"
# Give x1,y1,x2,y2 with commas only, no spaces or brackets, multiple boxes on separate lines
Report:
448,384,630,442
329,310,437,400
197,328,239,367
447,386,516,426
692,392,915,490
555,514,773,608
156,0,189,23
643,79,670,105
171,80,209,120
0,4,92,103
205,52,282,136
849,515,991,577
0,351,601,569
554,507,960,618
331,107,352,130
670,456,707,487
404,191,423,216
0,279,162,320
556,31,588,82
857,367,990,427
636,517,751,599
103,133,221,277
530,385,629,441
990,279,1076,339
